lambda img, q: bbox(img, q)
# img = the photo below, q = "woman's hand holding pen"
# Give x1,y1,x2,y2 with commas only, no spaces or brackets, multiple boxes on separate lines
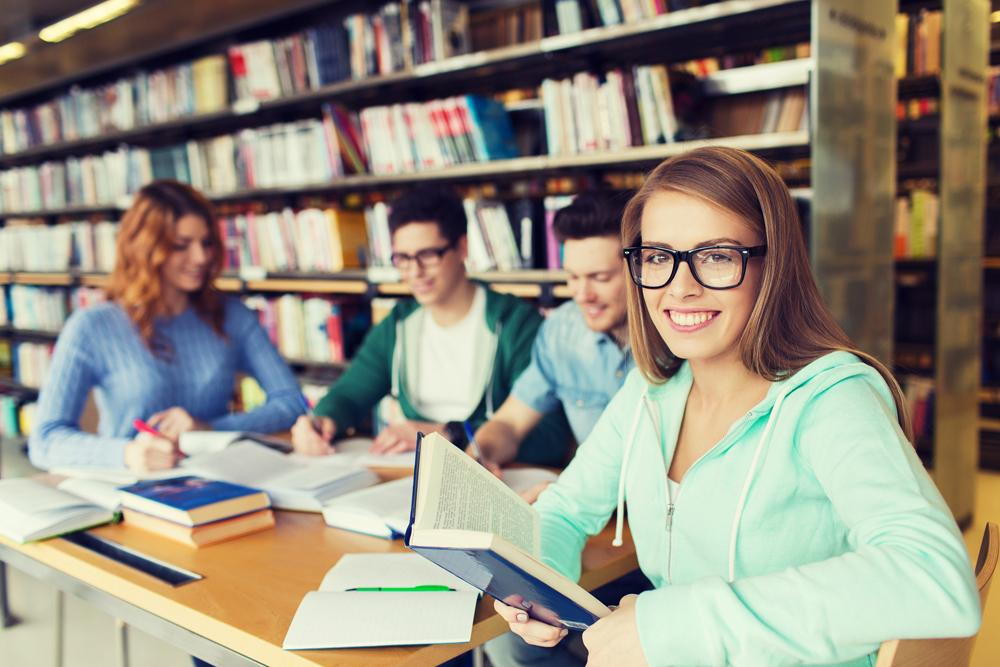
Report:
370,420,442,455
147,407,209,444
124,432,180,472
291,415,336,455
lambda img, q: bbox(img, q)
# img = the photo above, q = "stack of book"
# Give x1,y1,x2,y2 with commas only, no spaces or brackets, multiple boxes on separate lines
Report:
217,205,367,274
7,285,68,332
359,95,517,175
118,476,275,548
0,55,229,155
541,65,678,155
243,295,348,364
12,341,53,389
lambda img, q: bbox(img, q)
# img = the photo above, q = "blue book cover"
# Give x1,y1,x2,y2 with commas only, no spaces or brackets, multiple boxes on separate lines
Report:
119,476,260,511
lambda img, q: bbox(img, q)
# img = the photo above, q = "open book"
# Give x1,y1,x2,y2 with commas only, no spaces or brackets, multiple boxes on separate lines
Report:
405,432,609,630
283,553,479,649
323,466,560,540
182,442,378,511
0,478,118,543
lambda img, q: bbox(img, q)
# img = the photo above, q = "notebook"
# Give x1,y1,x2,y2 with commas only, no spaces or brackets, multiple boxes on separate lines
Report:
282,553,479,649
0,478,118,543
321,476,414,539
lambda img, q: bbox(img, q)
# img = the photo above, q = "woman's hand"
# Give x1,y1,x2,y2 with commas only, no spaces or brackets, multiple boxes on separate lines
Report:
124,433,180,472
493,598,569,647
582,595,648,667
146,407,209,444
370,421,442,454
290,415,336,455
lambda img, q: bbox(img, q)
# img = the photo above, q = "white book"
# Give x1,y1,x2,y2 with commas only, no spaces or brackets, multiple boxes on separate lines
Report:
182,441,378,512
0,478,117,543
283,553,478,649
322,476,414,539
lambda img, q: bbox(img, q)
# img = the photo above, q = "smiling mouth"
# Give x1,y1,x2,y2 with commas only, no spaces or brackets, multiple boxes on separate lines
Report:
667,310,719,329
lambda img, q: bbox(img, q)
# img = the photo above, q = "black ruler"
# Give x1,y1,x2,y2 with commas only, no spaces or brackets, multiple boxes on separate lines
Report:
63,532,203,586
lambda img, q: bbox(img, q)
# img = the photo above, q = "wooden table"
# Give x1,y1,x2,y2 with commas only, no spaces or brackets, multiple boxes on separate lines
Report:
0,498,637,666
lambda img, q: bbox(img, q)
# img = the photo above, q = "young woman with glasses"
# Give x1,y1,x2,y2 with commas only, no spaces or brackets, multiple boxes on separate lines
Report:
492,147,979,666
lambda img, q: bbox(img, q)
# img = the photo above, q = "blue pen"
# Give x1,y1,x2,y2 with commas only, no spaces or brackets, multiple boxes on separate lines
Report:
463,420,484,462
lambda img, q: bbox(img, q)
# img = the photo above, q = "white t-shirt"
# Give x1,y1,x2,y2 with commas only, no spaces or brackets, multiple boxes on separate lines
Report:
410,286,492,423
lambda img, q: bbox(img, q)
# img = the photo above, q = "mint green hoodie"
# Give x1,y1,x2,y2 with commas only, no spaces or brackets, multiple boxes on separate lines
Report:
534,351,980,666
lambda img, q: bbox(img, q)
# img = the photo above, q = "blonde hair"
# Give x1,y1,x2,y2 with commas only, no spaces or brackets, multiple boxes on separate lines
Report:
106,180,224,355
622,147,911,440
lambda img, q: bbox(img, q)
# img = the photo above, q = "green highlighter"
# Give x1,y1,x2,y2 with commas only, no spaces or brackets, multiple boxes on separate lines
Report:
346,585,455,592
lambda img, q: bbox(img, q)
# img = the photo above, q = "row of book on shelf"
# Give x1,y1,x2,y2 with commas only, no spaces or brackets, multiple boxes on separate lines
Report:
0,0,473,155
0,220,118,273
0,0,759,158
0,191,577,275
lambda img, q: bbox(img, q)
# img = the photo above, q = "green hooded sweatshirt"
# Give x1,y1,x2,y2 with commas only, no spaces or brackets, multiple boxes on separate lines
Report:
313,285,572,466
535,351,980,665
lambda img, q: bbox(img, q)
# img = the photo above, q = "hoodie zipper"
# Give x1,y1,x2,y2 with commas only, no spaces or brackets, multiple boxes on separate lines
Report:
661,408,761,584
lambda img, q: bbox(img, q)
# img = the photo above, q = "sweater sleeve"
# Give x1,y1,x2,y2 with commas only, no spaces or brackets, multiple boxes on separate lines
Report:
28,310,130,469
209,302,304,433
311,310,395,430
633,377,981,666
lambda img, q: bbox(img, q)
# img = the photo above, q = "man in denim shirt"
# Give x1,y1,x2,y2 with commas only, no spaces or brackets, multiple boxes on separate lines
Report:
478,191,641,667
473,191,633,483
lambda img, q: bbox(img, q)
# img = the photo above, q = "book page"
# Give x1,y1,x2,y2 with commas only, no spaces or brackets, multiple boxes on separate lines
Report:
415,433,539,556
178,431,240,456
181,441,295,486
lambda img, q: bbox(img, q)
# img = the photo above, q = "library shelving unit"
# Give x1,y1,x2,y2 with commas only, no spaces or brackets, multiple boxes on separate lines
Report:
982,14,1000,469
891,0,990,524
0,0,975,517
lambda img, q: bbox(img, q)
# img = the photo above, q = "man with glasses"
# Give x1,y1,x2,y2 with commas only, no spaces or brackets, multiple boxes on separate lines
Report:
290,186,571,466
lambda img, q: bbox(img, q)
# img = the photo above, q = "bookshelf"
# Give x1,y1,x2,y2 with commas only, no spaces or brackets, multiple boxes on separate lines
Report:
890,0,990,523
0,0,926,493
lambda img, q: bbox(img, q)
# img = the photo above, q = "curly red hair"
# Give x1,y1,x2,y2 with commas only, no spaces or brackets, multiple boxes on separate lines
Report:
106,180,225,354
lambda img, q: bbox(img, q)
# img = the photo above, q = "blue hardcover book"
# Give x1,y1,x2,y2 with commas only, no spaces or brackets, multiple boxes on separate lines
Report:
118,476,270,527
404,433,609,630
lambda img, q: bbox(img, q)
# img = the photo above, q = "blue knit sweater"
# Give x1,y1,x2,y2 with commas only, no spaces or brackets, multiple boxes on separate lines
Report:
29,298,303,469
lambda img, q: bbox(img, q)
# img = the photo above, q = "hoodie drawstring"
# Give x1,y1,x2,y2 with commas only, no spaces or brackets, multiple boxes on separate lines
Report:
613,390,648,547
725,388,789,582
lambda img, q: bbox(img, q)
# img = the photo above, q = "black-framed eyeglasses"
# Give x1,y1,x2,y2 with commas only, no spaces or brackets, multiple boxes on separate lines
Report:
622,244,767,290
390,242,455,270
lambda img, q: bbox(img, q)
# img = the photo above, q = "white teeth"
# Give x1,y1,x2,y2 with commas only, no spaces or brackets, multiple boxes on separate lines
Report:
669,311,714,326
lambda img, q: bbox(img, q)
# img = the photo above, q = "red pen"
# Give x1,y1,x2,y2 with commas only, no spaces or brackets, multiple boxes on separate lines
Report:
132,418,164,438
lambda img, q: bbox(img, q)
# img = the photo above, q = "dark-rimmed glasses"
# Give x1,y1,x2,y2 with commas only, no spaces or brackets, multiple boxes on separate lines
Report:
622,244,767,290
390,241,455,270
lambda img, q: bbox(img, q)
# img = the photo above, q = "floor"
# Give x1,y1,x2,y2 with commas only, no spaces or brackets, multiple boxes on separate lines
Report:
1,435,998,666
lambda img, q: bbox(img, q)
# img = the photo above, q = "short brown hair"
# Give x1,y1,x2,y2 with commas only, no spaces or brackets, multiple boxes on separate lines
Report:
622,147,911,439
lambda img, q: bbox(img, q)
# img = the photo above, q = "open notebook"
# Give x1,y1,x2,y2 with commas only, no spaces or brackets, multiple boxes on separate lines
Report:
283,553,479,649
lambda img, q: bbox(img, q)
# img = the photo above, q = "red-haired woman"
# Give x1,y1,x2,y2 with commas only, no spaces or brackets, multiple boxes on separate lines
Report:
29,180,302,473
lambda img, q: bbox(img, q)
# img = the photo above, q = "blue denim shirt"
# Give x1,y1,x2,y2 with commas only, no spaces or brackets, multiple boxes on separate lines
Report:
512,300,633,443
